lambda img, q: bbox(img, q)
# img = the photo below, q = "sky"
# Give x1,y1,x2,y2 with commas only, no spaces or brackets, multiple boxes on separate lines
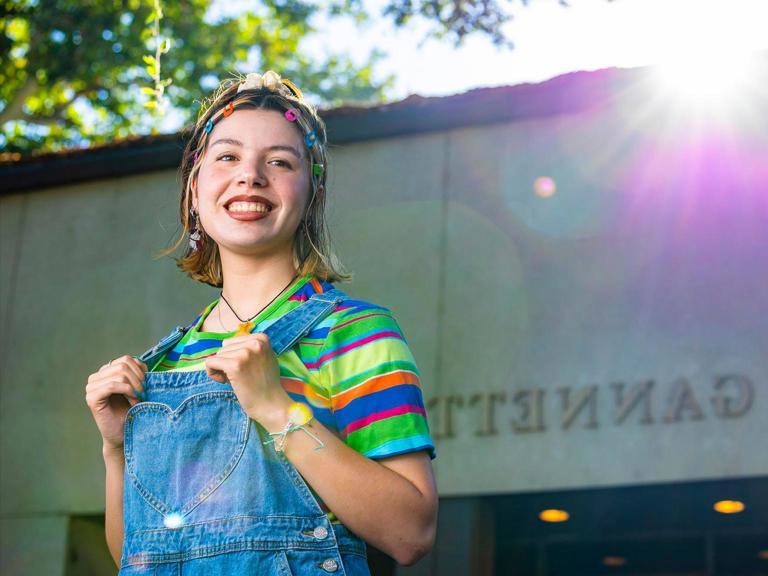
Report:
207,0,768,101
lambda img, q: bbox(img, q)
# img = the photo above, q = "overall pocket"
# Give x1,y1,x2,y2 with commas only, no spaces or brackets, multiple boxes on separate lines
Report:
124,391,250,517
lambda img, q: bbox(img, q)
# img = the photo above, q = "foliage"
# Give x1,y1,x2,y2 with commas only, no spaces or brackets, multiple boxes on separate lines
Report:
0,0,393,156
0,0,561,156
382,0,570,48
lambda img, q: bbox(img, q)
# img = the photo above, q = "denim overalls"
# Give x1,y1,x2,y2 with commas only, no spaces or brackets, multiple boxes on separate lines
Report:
120,288,371,575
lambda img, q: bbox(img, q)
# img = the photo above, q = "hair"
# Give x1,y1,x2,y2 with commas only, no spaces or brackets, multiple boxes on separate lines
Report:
158,72,351,287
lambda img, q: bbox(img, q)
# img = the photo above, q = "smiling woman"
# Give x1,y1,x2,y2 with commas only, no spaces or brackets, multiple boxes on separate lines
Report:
84,71,438,575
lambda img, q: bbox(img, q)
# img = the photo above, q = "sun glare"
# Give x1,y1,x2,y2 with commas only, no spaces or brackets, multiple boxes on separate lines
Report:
653,49,762,109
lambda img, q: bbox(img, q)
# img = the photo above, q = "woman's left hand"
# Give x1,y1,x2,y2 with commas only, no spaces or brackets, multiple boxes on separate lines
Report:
204,333,291,424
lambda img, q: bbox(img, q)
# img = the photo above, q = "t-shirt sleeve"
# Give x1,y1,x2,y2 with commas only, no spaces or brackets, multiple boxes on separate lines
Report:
318,301,436,460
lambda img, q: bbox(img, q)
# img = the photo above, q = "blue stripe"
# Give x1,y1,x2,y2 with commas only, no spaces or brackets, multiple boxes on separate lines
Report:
333,384,426,429
364,436,436,460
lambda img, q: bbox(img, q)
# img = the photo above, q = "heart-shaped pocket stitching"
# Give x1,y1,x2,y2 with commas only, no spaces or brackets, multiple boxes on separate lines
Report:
125,391,249,518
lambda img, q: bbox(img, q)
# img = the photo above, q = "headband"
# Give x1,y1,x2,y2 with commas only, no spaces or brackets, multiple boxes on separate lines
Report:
199,70,322,174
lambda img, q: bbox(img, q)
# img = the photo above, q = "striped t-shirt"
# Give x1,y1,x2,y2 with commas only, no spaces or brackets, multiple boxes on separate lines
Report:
152,275,436,522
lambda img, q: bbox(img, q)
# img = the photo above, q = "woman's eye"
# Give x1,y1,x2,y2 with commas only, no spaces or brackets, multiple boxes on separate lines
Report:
217,154,236,161
269,159,292,168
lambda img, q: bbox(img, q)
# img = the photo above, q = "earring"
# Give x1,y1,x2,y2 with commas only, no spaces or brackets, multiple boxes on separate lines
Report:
189,207,203,251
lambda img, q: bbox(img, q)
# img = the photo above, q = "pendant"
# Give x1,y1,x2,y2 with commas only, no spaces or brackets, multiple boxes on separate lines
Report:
235,321,254,336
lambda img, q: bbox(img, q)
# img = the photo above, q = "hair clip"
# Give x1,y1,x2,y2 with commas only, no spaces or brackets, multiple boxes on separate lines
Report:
223,101,235,117
194,151,199,163
305,130,317,149
204,118,213,134
312,163,324,177
285,108,301,122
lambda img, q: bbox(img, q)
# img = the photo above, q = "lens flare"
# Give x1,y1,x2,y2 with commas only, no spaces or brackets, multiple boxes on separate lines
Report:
163,513,184,528
534,176,557,198
288,402,313,425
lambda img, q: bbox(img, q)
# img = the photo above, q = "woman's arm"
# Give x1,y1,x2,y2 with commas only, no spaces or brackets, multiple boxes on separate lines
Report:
257,399,438,566
103,444,126,565
85,355,146,567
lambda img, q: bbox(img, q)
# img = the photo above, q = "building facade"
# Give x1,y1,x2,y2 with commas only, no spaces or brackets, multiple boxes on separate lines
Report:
1,64,767,575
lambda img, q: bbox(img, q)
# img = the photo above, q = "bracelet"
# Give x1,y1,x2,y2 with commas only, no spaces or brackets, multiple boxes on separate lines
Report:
263,403,325,453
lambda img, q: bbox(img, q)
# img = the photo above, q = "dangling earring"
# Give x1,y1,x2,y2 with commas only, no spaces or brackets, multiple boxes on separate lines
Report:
189,207,203,251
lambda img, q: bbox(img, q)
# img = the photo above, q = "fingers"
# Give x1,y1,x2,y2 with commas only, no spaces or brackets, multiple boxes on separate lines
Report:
86,355,147,404
221,333,272,351
203,355,232,383
105,356,147,394
85,377,140,410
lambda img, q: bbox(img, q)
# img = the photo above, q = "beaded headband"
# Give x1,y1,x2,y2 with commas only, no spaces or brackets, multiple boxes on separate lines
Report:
199,70,322,175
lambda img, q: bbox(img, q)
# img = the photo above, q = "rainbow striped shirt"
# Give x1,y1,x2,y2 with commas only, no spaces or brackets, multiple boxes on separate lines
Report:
151,275,436,522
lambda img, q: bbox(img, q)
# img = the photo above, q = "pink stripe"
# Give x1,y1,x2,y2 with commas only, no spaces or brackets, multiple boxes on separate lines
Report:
173,352,216,363
308,331,402,369
343,404,426,435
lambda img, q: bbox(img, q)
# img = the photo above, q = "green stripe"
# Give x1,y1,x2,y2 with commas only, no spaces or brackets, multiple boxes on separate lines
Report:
345,413,430,453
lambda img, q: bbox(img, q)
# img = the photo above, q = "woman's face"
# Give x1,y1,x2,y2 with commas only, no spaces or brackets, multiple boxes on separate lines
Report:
193,108,311,260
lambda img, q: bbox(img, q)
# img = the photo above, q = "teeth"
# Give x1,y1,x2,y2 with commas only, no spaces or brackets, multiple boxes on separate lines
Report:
228,202,271,213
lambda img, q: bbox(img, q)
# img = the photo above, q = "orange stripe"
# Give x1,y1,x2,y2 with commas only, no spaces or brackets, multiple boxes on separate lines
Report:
310,278,323,294
281,377,331,408
332,371,420,410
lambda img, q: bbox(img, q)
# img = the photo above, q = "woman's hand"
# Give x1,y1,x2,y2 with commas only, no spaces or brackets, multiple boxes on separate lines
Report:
85,356,146,450
204,333,291,425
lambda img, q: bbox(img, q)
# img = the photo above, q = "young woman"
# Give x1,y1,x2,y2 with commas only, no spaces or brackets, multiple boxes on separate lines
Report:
85,71,438,574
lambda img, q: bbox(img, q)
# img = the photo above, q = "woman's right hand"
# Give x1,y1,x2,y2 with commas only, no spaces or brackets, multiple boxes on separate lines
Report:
85,356,147,451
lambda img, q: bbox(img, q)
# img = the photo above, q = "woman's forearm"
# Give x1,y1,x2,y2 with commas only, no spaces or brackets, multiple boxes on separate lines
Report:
103,444,125,566
258,401,438,566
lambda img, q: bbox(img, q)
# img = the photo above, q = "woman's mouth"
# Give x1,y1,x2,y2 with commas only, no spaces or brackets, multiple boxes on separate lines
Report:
224,197,273,221
228,201,271,213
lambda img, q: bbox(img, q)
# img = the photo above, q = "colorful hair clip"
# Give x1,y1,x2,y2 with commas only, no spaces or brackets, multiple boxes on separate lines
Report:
204,118,213,134
305,130,317,149
312,163,324,177
194,151,199,163
285,108,301,122
223,101,235,117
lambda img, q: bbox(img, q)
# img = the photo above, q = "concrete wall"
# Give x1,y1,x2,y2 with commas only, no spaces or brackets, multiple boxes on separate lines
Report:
2,81,767,573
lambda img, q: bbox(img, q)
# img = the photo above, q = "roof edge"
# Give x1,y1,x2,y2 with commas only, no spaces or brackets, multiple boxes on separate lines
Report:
1,66,642,195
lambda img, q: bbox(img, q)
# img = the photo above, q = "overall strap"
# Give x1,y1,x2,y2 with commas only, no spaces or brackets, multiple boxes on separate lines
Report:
135,314,200,368
263,288,346,356
136,288,346,367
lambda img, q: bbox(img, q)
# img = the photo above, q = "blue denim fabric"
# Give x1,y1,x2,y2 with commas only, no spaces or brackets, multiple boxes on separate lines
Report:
121,289,371,575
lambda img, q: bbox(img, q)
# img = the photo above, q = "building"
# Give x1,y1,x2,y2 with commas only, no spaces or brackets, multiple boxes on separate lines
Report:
1,63,767,575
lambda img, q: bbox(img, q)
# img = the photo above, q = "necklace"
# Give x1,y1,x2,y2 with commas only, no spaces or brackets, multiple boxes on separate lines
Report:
218,272,299,335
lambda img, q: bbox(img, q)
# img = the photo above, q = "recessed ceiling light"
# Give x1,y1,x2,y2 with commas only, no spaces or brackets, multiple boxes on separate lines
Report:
539,509,569,523
713,500,745,514
603,556,627,567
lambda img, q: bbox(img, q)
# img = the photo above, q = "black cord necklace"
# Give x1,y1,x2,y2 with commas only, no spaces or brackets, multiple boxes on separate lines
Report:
219,272,299,333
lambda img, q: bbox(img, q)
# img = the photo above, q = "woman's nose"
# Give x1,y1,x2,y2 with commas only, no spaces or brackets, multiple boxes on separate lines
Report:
238,166,267,187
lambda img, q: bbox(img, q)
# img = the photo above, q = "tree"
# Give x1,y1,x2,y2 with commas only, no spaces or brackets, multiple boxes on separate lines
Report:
1,0,391,155
1,0,550,157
